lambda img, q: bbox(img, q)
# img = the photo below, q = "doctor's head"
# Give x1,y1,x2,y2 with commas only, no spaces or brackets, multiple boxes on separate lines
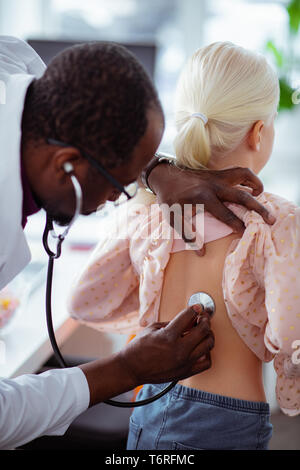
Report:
173,42,279,175
21,41,164,225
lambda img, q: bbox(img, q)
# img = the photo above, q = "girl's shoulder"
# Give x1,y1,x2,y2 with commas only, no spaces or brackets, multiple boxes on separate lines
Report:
256,191,300,233
225,191,299,231
260,191,299,214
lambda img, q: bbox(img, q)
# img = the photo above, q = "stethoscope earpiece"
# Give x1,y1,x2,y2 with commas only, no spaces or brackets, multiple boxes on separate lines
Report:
63,162,74,174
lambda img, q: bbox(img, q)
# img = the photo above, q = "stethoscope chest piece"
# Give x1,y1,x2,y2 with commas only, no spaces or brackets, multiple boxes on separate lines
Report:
188,292,215,318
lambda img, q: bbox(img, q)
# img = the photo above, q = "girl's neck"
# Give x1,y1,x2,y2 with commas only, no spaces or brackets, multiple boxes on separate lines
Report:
207,146,256,174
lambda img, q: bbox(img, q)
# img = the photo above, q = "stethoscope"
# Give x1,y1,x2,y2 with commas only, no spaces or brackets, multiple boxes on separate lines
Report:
42,162,215,407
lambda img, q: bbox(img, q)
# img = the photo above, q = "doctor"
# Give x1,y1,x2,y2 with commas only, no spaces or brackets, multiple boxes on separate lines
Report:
0,36,275,449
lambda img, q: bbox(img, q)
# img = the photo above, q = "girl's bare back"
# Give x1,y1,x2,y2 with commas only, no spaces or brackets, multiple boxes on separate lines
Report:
158,231,266,402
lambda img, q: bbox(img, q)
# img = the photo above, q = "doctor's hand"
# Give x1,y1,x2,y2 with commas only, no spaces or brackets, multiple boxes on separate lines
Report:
147,160,276,256
118,305,214,386
80,305,213,407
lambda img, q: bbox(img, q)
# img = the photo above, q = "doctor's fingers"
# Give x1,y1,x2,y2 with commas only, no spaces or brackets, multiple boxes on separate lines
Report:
168,205,206,256
188,330,215,364
214,166,264,196
217,186,276,225
181,314,213,350
203,195,246,233
182,215,206,257
165,305,209,338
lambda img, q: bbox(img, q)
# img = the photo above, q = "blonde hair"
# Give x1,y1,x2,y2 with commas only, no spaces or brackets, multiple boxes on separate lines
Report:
174,42,280,169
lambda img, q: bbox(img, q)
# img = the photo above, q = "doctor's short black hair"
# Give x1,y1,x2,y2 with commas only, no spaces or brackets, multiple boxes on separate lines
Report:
22,41,163,169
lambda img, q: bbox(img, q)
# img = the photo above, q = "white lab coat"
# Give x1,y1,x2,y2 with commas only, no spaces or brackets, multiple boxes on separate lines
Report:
0,36,90,449
0,35,45,290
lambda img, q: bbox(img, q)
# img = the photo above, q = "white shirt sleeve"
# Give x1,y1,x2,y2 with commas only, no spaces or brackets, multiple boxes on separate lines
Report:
0,367,90,450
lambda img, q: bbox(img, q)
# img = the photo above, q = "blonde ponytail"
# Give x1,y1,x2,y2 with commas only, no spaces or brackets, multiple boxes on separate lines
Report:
174,113,210,169
174,42,279,170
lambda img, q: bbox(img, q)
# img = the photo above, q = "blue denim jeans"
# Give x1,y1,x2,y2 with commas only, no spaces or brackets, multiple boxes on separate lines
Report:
127,383,273,450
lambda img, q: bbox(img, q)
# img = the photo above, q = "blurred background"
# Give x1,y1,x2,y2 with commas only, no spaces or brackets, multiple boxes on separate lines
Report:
0,0,299,450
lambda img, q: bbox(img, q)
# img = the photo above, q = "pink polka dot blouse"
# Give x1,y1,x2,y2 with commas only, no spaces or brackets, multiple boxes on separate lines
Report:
68,191,300,416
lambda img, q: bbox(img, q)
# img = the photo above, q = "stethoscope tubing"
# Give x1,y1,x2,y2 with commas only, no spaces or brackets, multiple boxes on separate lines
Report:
43,171,178,408
44,250,178,407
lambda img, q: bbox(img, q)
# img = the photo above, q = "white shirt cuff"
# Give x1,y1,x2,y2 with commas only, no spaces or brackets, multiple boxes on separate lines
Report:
66,367,90,416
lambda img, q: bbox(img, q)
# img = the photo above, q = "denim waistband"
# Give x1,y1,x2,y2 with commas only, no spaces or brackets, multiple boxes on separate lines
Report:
148,383,270,414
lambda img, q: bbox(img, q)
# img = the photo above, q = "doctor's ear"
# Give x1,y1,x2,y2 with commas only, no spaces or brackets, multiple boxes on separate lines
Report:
50,145,82,176
248,120,264,152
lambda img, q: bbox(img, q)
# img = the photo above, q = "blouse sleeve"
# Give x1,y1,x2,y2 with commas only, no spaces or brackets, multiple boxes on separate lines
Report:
67,209,143,336
223,193,300,416
262,205,300,357
261,203,300,415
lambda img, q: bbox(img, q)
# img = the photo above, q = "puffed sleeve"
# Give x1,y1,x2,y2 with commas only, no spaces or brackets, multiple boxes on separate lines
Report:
263,206,300,357
273,353,300,416
223,192,300,416
67,204,145,335
262,203,300,415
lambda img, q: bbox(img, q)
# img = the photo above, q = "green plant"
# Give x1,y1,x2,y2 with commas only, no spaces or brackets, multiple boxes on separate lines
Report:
265,0,300,111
